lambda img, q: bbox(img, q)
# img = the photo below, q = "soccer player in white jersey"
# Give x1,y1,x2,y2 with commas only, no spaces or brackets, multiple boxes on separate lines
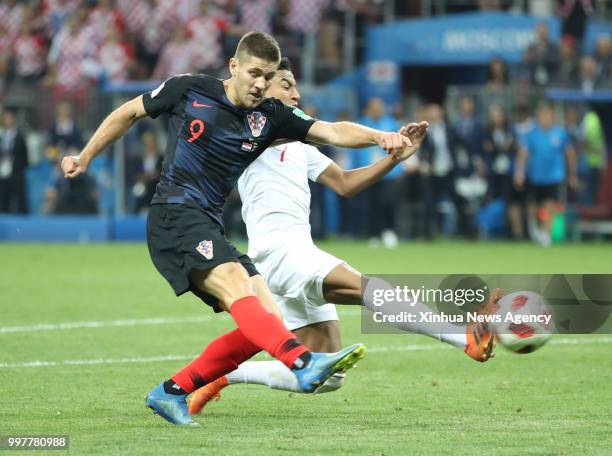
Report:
188,58,500,413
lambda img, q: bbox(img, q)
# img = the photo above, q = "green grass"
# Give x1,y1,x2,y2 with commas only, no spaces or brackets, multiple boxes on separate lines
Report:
1,242,611,455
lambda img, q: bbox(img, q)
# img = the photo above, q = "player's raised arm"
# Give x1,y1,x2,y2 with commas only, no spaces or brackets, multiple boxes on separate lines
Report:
316,121,428,198
61,95,148,178
305,120,414,156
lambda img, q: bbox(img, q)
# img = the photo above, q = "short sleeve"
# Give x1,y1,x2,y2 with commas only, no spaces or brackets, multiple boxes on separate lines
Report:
305,145,333,182
273,103,316,142
142,75,191,118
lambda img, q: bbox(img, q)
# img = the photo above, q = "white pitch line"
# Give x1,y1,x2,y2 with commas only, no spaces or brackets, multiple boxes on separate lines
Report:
0,315,219,334
0,310,364,334
1,336,611,369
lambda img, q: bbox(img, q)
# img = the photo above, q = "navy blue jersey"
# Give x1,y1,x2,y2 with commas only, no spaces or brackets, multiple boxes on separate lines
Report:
142,73,315,226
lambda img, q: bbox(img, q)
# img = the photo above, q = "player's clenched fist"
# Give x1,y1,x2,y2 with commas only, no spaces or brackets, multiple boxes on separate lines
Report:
61,155,86,179
377,132,412,156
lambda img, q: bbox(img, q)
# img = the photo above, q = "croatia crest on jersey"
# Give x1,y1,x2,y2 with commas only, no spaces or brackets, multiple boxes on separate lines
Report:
196,240,214,259
247,111,267,137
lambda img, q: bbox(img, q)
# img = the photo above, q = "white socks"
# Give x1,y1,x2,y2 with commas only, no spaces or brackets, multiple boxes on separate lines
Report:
226,360,345,394
363,277,467,349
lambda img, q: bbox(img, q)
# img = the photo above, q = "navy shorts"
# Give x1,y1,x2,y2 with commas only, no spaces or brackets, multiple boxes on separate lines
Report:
146,203,259,312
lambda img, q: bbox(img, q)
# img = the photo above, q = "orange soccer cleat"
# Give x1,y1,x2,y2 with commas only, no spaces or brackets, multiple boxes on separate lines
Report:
187,376,229,415
464,288,503,362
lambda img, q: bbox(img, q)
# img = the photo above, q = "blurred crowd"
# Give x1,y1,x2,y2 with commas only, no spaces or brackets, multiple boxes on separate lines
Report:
324,95,605,246
0,0,387,98
0,1,610,244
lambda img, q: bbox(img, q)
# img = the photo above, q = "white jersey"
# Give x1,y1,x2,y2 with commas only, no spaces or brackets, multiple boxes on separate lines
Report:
237,142,332,255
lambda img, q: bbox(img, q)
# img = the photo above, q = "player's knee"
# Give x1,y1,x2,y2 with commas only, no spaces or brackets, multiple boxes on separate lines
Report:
204,262,254,305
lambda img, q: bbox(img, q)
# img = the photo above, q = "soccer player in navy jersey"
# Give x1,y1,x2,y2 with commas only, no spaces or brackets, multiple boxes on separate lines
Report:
61,32,417,426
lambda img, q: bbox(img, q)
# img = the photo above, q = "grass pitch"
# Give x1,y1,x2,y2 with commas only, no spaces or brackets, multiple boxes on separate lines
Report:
1,242,611,455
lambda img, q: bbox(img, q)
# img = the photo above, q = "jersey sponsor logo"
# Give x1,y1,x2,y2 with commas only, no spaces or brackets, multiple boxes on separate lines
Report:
291,107,312,121
247,111,267,137
192,100,213,108
196,240,214,259
241,142,254,152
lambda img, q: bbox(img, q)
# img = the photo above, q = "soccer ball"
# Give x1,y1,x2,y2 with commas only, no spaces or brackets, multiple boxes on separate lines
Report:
492,291,553,354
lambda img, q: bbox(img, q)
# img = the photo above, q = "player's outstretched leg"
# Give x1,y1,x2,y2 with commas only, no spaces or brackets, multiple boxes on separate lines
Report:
188,368,347,415
327,267,503,362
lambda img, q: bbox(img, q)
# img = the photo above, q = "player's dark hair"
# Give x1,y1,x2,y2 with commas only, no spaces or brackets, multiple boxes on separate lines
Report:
235,32,280,63
278,57,292,72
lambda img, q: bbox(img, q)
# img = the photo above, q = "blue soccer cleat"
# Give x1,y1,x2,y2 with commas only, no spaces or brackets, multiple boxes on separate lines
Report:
293,343,366,393
145,382,200,427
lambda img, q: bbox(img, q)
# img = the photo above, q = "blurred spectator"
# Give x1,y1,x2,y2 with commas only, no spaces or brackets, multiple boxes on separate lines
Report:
45,9,97,96
87,0,125,46
453,96,484,162
225,0,275,35
0,108,28,213
420,103,457,239
554,36,579,86
153,29,197,80
563,105,583,203
482,104,517,202
97,25,135,83
358,97,401,246
45,159,99,214
44,0,79,39
515,103,577,246
282,0,330,36
342,97,397,238
594,36,611,83
508,104,534,240
559,0,593,44
0,0,25,39
186,1,227,74
174,0,200,24
316,13,342,82
11,19,47,86
581,110,606,204
133,0,176,76
577,55,600,93
452,99,487,239
46,101,84,162
485,57,509,90
0,23,10,94
524,23,559,87
132,131,162,213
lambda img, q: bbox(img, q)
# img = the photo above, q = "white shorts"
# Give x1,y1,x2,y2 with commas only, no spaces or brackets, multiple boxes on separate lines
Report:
251,239,343,331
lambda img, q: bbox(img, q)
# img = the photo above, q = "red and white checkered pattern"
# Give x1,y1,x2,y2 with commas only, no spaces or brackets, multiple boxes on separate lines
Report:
117,0,150,35
0,3,24,39
153,40,198,80
12,33,46,78
87,6,125,46
247,111,267,137
239,0,274,34
139,1,177,54
187,15,225,70
98,40,134,82
284,0,330,33
42,0,80,37
48,26,96,89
